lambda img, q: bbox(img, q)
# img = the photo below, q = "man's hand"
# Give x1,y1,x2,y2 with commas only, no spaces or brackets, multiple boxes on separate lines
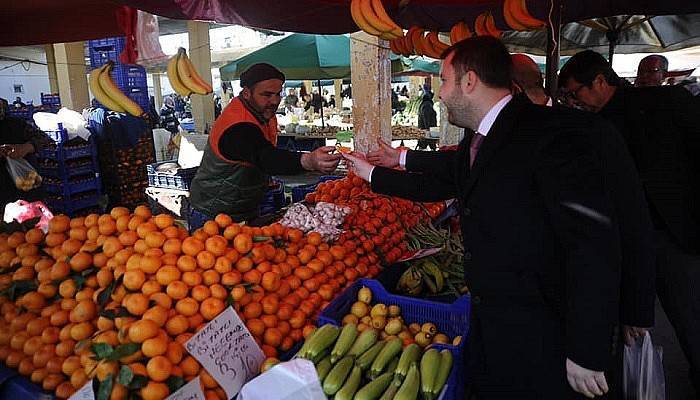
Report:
300,146,342,174
623,326,650,346
367,139,400,168
341,152,374,182
0,143,33,159
566,359,609,398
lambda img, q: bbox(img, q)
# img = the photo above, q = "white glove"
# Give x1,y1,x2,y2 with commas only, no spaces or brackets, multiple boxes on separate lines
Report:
341,152,374,182
566,358,609,398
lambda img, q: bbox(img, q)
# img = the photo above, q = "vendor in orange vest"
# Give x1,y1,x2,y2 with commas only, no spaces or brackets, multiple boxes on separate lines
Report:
189,63,341,222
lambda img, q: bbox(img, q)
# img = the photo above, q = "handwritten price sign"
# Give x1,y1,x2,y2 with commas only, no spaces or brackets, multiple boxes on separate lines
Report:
166,376,206,400
185,307,265,398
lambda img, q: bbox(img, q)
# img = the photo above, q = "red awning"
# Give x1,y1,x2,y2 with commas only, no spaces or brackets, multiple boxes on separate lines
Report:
4,0,700,46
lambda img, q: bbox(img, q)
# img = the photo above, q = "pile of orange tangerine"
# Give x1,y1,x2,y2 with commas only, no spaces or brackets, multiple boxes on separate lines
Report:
0,204,381,399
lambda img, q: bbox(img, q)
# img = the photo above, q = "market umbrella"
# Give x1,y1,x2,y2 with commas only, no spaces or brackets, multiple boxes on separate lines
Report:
220,34,351,81
502,13,700,63
392,57,441,76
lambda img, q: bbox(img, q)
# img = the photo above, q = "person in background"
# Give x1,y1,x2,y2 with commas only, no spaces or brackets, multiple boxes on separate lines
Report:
346,37,622,399
159,96,179,135
12,97,26,108
635,55,668,87
400,85,408,97
511,54,552,106
328,94,336,108
214,95,222,119
302,94,313,111
560,50,700,394
0,98,49,213
416,91,437,150
284,88,298,111
189,63,341,222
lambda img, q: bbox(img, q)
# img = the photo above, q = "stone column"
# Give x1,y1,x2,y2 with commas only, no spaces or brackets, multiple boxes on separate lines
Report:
54,42,90,111
187,21,215,133
45,45,59,94
303,80,313,97
334,79,343,110
152,73,163,111
350,32,392,153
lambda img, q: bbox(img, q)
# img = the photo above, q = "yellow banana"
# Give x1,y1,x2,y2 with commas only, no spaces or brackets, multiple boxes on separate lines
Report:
176,48,209,95
503,0,529,31
182,52,213,94
167,52,192,97
484,11,503,38
89,65,125,113
474,12,489,37
98,62,144,117
370,0,403,38
360,0,399,38
350,0,383,36
511,0,545,30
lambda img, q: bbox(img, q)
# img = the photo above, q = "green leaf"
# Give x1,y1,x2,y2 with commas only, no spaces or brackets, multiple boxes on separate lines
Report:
73,275,86,291
117,365,134,386
128,374,148,390
98,275,122,310
96,374,113,400
106,342,140,362
99,306,135,320
225,293,235,307
81,267,97,277
166,375,186,393
91,343,114,360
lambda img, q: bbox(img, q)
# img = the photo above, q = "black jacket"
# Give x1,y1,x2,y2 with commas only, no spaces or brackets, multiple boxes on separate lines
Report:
371,96,621,396
417,94,437,129
599,86,700,254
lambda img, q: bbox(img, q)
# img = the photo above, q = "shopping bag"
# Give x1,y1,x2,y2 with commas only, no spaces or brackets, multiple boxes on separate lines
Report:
623,331,666,400
5,157,42,191
3,200,53,233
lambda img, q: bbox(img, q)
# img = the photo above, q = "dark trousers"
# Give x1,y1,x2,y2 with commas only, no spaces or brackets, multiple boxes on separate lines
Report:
655,230,700,393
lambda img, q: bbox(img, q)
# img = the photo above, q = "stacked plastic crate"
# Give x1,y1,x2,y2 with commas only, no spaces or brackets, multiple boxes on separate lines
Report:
97,133,155,210
87,37,150,113
40,93,61,113
37,126,102,217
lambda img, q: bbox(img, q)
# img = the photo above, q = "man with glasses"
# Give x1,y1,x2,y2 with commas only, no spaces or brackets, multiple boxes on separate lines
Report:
560,50,700,394
635,55,668,88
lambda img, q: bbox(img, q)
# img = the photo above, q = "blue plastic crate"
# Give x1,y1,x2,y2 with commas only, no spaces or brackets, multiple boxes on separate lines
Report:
188,207,211,233
259,179,288,215
46,194,101,217
88,36,126,68
0,371,53,400
125,86,151,115
40,93,60,106
44,175,100,195
43,125,67,143
147,161,198,190
110,64,147,90
39,141,95,160
317,278,470,400
291,183,317,203
318,175,342,182
39,162,96,178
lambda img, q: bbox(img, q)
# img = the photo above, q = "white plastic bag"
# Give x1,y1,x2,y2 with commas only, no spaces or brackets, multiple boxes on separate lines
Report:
57,108,91,141
6,158,42,191
238,359,326,400
624,332,666,400
135,10,168,66
3,200,54,233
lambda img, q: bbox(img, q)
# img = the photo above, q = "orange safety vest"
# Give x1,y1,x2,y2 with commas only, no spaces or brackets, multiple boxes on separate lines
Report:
208,97,278,163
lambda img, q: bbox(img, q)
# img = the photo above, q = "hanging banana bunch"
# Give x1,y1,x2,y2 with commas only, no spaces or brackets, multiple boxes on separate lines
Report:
166,47,213,97
88,62,144,117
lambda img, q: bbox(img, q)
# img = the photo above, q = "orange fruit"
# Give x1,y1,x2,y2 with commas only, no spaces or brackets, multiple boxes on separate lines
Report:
165,315,189,336
214,213,233,228
153,214,174,229
155,265,181,286
163,238,182,255
243,269,262,285
124,293,149,316
145,231,166,248
202,221,220,236
69,322,94,341
209,284,227,300
263,328,282,348
221,271,242,287
202,270,220,286
140,381,169,400
191,285,211,302
223,224,241,240
177,255,197,272
214,256,233,274
166,341,184,364
200,298,225,321
149,292,173,309
205,236,227,257
48,215,70,233
134,205,152,219
181,271,203,287
142,335,168,358
118,231,138,246
235,257,253,273
175,297,199,317
25,228,45,245
261,271,281,292
196,250,216,269
140,256,162,274
162,226,180,239
141,280,162,296
69,300,97,323
128,319,160,343
123,269,146,291
233,233,253,254
136,222,158,240
146,355,172,381
181,237,205,256
142,305,169,327
243,302,262,319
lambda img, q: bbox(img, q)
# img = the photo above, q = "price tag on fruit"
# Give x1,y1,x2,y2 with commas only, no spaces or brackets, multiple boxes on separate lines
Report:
184,306,265,398
166,376,206,400
68,380,95,400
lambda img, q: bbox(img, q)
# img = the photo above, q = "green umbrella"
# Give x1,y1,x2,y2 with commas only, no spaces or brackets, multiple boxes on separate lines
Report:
220,33,351,81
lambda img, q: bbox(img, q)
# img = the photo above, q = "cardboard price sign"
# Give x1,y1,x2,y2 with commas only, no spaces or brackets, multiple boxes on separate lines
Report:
185,307,265,398
68,380,95,400
166,376,206,400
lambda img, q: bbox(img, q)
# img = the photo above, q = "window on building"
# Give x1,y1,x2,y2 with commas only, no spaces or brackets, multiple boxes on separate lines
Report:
13,84,23,94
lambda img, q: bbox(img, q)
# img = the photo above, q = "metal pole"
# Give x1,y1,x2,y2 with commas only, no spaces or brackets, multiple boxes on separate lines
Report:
544,0,563,96
318,79,325,127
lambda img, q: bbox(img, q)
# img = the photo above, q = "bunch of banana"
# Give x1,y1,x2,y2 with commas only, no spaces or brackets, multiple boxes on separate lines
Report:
397,265,424,296
474,11,502,38
298,323,453,400
350,0,403,40
449,21,472,45
167,47,213,97
89,62,144,117
391,28,449,59
503,0,546,31
398,259,446,296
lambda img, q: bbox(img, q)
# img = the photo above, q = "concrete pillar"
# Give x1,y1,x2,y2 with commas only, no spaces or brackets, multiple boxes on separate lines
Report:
303,80,313,97
350,32,392,154
408,76,422,97
152,73,163,111
53,42,90,111
439,103,464,146
187,21,215,133
45,45,59,94
334,79,343,110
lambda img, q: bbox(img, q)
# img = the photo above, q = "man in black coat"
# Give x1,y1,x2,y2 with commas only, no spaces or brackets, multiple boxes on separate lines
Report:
560,50,700,392
344,37,621,399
